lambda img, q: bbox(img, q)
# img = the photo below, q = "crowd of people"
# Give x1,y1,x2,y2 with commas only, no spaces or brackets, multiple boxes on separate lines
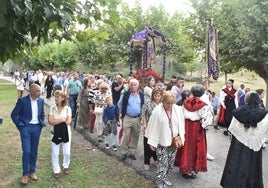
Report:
10,70,268,187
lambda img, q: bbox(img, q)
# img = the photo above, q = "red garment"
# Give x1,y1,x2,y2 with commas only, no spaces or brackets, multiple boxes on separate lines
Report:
174,97,207,174
183,97,206,112
89,114,96,131
218,87,236,124
119,119,124,141
223,87,236,99
218,106,225,124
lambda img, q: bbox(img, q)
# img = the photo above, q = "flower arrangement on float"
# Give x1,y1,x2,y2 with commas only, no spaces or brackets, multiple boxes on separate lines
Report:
131,68,164,87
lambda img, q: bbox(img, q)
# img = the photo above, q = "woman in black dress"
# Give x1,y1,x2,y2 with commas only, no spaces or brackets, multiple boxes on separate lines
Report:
220,92,268,188
45,74,54,100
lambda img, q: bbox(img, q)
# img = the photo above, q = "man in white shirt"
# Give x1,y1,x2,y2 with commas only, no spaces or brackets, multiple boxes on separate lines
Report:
11,84,46,185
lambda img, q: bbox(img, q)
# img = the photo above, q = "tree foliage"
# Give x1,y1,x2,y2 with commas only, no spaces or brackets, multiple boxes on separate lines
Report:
0,0,120,62
189,0,268,82
24,41,78,71
218,0,268,81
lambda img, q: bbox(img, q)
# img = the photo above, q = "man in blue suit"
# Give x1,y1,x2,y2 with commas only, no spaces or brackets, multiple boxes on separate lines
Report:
11,84,46,185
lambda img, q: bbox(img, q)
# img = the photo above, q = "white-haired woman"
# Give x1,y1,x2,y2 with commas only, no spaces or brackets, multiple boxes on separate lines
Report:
93,82,111,142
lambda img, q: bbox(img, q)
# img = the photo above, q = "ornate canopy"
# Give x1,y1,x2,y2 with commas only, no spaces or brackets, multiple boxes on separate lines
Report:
128,27,167,80
129,27,166,47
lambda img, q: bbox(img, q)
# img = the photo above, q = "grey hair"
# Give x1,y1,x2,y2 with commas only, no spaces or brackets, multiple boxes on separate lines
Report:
129,78,139,86
190,84,205,97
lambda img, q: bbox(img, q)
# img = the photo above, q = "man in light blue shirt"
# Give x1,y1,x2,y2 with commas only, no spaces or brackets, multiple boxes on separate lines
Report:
117,79,145,161
211,92,220,129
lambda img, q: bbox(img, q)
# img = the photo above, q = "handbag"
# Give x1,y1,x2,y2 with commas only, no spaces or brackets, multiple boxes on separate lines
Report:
94,106,103,115
171,135,183,149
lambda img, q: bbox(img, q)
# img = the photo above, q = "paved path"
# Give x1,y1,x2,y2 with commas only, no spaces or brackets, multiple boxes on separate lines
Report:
1,75,267,188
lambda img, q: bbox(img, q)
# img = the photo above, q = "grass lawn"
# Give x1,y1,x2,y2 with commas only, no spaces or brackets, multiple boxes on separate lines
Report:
0,79,155,188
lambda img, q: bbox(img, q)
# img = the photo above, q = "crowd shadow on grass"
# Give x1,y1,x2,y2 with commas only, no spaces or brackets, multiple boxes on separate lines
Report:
74,124,157,186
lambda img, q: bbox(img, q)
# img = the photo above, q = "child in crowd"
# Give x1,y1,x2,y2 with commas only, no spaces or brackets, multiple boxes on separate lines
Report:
102,96,119,151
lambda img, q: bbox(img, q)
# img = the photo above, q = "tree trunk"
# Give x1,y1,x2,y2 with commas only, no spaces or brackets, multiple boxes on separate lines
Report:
265,81,268,108
255,62,268,108
224,72,228,84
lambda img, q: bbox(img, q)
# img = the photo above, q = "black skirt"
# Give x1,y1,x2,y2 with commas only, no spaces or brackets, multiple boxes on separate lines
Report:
220,136,263,188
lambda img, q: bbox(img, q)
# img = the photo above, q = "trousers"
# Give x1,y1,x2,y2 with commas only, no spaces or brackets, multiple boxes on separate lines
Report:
19,124,42,176
51,126,71,173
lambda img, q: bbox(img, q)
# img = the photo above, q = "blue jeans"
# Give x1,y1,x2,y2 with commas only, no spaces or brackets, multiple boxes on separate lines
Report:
69,95,78,118
19,124,42,176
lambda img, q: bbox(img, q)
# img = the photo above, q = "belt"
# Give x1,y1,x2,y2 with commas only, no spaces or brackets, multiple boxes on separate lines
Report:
69,94,78,96
126,114,140,118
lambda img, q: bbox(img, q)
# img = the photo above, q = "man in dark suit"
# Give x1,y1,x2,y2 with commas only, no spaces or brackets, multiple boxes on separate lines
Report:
11,84,46,185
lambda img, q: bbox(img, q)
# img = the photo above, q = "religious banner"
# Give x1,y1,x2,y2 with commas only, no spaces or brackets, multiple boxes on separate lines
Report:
207,25,219,80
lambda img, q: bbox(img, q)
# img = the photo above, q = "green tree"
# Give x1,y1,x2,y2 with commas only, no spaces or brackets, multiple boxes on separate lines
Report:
25,41,78,71
0,0,121,62
54,41,78,71
35,42,58,70
190,0,268,105
75,29,103,71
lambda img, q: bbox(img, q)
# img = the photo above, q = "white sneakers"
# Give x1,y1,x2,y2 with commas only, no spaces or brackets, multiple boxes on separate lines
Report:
207,153,215,161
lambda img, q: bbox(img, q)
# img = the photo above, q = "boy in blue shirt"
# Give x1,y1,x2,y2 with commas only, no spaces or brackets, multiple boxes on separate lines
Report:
102,96,119,151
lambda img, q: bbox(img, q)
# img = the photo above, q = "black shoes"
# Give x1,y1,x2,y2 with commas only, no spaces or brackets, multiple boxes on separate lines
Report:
223,130,229,136
214,125,220,130
182,173,196,179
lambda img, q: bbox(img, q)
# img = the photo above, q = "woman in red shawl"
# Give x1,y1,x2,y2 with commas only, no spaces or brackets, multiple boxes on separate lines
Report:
218,79,237,136
174,84,213,179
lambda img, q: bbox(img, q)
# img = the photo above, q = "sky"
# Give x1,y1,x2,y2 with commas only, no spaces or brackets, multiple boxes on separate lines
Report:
122,0,193,15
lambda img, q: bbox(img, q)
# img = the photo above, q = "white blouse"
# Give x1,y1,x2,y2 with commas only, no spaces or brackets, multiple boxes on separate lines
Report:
49,105,72,123
15,78,25,91
183,105,213,128
145,104,185,148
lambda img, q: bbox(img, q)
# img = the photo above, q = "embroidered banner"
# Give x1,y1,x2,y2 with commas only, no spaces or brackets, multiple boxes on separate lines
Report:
207,25,219,80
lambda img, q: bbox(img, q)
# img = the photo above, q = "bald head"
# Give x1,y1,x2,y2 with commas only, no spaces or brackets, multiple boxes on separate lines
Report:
29,84,41,100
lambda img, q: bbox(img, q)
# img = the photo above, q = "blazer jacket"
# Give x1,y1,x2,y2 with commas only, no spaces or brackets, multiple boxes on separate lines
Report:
11,95,46,129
